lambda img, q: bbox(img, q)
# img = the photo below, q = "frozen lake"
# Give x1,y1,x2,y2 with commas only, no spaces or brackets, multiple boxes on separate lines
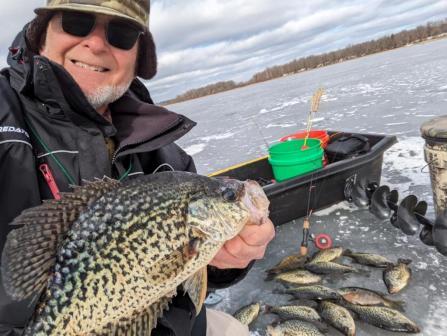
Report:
167,38,447,335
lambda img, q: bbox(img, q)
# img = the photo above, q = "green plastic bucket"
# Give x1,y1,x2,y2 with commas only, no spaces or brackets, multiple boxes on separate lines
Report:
268,139,323,182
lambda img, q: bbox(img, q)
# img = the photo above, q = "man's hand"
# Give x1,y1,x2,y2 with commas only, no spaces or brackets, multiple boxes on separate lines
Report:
209,218,275,269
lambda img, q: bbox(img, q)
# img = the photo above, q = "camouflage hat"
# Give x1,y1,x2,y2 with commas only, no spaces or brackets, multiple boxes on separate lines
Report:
35,0,150,28
33,0,157,79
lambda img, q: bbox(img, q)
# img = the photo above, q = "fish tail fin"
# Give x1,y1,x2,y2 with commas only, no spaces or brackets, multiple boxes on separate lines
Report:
263,304,272,314
343,248,353,256
397,258,412,265
388,299,407,312
264,273,275,281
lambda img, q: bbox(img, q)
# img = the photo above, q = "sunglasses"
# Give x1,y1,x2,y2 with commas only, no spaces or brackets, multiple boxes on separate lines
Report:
61,11,143,50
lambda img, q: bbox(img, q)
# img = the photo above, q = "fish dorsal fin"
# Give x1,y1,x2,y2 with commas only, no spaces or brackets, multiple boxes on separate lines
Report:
99,292,175,336
1,177,121,300
182,267,208,315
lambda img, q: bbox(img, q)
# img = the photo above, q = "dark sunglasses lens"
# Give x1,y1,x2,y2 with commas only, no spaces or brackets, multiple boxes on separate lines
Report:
61,12,95,37
107,20,141,50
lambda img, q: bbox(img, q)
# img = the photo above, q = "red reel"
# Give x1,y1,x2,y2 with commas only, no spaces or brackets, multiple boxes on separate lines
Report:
314,233,333,250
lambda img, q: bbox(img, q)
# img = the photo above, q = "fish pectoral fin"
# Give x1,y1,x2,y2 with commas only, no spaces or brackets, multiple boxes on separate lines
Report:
99,293,175,336
1,177,121,301
182,267,208,315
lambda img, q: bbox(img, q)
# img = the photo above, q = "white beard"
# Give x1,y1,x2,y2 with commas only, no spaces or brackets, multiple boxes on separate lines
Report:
85,82,132,110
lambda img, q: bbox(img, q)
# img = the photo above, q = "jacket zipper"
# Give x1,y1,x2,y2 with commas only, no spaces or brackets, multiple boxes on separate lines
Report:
39,163,61,200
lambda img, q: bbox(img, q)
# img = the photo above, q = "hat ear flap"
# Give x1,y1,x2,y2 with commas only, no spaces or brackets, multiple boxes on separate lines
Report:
137,31,157,80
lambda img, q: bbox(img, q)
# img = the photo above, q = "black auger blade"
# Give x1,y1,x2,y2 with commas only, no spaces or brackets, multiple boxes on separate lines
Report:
394,195,421,235
350,179,370,208
412,200,435,246
370,185,393,219
434,210,447,256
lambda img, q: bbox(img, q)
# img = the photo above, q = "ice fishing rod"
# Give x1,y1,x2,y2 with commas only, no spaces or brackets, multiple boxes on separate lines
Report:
345,177,447,256
299,88,333,255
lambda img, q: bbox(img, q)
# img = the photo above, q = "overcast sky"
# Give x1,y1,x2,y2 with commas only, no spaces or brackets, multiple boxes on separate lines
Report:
0,1,446,102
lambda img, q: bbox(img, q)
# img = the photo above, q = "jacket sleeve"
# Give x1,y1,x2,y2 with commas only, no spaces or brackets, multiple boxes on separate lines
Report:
0,77,42,254
0,76,42,330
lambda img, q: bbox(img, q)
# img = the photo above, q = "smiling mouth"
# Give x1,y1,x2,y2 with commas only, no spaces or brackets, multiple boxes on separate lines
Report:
71,60,109,73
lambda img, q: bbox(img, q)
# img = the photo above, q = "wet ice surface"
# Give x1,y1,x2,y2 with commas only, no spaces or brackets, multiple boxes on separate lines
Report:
167,38,447,335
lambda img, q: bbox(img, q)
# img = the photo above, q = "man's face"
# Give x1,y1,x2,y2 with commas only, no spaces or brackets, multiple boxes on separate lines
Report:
40,12,139,112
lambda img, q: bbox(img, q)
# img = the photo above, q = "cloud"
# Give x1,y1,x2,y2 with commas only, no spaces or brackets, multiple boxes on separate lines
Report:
1,0,445,102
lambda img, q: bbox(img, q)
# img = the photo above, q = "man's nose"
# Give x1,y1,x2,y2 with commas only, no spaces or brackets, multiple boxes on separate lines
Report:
81,23,108,52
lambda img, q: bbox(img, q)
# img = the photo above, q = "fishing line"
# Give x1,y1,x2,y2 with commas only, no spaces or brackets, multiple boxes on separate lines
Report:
252,118,270,151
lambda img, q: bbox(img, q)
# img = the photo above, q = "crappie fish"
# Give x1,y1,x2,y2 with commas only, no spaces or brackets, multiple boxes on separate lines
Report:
305,261,359,274
267,319,325,336
281,285,341,301
233,302,261,326
1,172,269,336
342,302,420,333
266,254,308,276
383,259,412,294
338,287,405,311
343,249,394,268
264,304,322,323
309,247,344,263
272,269,322,286
319,301,355,336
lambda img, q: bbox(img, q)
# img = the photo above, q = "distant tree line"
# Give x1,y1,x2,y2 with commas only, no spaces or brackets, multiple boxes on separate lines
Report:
163,19,447,105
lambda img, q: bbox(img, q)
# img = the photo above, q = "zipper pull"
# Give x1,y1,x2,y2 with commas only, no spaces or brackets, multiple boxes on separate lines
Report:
39,163,61,200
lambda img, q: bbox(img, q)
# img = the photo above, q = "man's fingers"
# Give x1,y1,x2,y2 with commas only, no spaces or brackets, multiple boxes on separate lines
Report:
224,235,267,260
210,247,252,269
209,217,275,269
239,218,275,246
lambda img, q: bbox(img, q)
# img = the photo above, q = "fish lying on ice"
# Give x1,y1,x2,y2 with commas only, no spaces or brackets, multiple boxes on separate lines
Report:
343,249,394,268
280,285,341,301
266,319,325,336
338,286,405,311
264,304,322,323
383,259,412,294
309,247,344,263
318,301,355,336
265,254,308,276
342,302,420,333
1,172,270,336
233,303,261,326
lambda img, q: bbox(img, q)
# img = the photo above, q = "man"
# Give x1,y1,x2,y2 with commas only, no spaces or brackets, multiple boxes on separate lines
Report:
0,1,275,335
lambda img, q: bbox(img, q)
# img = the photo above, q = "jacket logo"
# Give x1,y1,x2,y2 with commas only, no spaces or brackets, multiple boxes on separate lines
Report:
0,126,30,138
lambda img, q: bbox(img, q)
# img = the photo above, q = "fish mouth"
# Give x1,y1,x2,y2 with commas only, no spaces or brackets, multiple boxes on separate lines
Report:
241,180,270,225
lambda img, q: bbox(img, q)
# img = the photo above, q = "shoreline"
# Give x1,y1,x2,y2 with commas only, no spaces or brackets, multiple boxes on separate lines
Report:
163,34,447,106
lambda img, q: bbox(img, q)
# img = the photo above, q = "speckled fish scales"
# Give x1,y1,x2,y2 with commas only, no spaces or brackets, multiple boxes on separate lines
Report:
343,249,394,268
266,254,308,275
383,259,412,294
343,302,420,333
1,172,269,336
283,285,341,301
338,287,405,311
309,247,344,263
273,269,322,286
319,301,355,336
233,303,261,326
264,304,322,323
305,261,358,274
267,319,325,336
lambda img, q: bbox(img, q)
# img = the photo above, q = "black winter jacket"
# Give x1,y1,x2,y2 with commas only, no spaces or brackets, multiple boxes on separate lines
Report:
0,27,250,336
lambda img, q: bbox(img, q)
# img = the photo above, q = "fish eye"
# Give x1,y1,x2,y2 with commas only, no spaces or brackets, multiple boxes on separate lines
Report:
222,188,237,202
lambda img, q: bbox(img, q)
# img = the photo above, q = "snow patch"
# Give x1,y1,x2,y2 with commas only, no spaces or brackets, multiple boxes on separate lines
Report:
183,143,206,156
